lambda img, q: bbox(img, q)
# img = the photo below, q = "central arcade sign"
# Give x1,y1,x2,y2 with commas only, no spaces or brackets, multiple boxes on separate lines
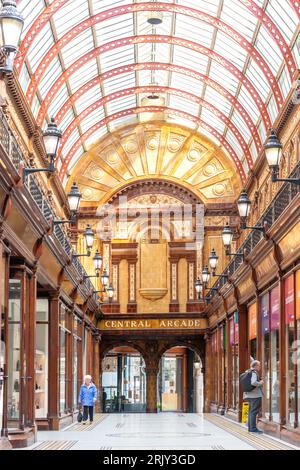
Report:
100,318,207,331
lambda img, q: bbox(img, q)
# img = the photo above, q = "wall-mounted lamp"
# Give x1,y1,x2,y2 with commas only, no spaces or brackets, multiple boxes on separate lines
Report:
237,190,266,233
0,1,24,74
222,223,244,260
264,129,300,185
22,118,62,183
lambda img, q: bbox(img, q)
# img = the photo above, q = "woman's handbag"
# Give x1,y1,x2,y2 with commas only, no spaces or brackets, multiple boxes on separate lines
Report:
77,409,83,423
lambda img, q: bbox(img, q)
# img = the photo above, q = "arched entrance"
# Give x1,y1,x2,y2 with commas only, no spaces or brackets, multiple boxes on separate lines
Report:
158,346,203,413
101,346,146,413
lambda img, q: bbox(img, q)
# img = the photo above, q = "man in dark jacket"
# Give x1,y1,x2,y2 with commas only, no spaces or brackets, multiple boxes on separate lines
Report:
243,360,264,434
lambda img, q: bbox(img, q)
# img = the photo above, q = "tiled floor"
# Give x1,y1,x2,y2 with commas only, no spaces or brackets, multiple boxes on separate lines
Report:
23,413,299,451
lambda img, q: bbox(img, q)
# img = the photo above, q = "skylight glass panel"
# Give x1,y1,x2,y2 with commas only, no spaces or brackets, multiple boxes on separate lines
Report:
292,33,300,68
278,66,292,99
167,115,197,131
38,57,63,97
214,32,248,70
95,14,134,46
250,140,258,162
171,73,203,95
267,95,277,124
61,29,94,68
138,70,169,87
177,0,219,16
200,109,226,135
47,84,69,118
60,108,75,133
209,62,240,95
245,60,270,103
153,43,172,64
62,128,80,157
100,46,135,73
204,87,232,116
32,94,41,119
172,46,208,73
19,64,31,93
92,0,129,14
225,129,244,159
110,115,138,132
230,110,252,144
68,146,85,173
52,0,89,39
19,0,44,37
68,60,98,93
169,96,199,117
237,86,261,124
27,22,54,71
75,88,102,114
266,0,298,44
85,127,108,149
258,120,267,144
80,108,106,133
254,28,282,76
175,15,214,48
106,95,137,115
242,157,249,175
220,0,257,41
104,73,136,95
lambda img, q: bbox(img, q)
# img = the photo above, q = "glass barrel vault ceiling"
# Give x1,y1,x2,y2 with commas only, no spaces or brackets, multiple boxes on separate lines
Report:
15,0,300,185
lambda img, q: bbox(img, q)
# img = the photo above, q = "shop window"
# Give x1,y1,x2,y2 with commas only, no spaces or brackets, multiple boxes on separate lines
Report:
7,279,21,421
229,314,239,410
285,275,296,427
59,328,66,414
248,302,257,362
270,287,280,423
35,299,49,418
261,293,270,420
296,270,300,427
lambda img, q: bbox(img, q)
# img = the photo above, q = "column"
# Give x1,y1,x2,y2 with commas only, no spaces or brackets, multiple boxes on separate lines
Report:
92,334,100,413
48,292,60,430
203,334,212,413
127,261,137,313
169,261,179,313
146,367,158,413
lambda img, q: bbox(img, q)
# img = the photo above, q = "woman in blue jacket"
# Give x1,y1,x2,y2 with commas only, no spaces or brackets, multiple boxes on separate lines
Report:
78,375,98,424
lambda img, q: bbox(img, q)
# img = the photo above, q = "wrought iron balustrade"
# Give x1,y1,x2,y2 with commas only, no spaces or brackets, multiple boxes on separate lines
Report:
0,109,95,296
210,161,300,298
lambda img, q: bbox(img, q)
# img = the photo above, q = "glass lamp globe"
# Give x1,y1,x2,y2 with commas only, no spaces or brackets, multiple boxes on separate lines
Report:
209,249,219,271
222,223,234,248
237,190,251,219
264,129,282,168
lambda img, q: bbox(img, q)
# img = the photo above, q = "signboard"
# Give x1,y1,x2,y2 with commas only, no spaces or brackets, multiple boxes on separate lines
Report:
261,293,269,335
230,317,234,346
100,318,207,331
285,275,295,324
296,270,300,320
234,311,239,345
270,285,280,330
248,303,257,340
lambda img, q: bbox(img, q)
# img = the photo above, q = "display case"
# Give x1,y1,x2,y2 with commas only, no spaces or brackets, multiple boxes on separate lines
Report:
34,349,48,418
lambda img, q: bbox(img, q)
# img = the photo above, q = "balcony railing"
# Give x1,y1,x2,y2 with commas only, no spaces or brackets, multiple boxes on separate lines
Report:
0,108,96,299
209,161,300,298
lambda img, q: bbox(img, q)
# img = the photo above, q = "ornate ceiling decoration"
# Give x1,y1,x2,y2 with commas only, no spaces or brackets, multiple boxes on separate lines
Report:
16,0,300,184
65,122,241,205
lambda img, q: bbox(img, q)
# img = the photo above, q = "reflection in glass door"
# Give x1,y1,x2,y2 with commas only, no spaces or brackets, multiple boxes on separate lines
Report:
102,350,146,413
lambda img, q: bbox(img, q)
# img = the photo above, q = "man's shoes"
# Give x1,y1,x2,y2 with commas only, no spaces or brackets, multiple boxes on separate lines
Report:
249,429,263,434
82,421,87,425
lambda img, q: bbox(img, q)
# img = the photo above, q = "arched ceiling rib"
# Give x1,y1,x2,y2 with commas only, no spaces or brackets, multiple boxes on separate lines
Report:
17,0,300,183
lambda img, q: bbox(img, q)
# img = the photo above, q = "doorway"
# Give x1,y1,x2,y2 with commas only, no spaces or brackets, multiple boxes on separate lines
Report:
101,346,146,413
158,347,203,413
